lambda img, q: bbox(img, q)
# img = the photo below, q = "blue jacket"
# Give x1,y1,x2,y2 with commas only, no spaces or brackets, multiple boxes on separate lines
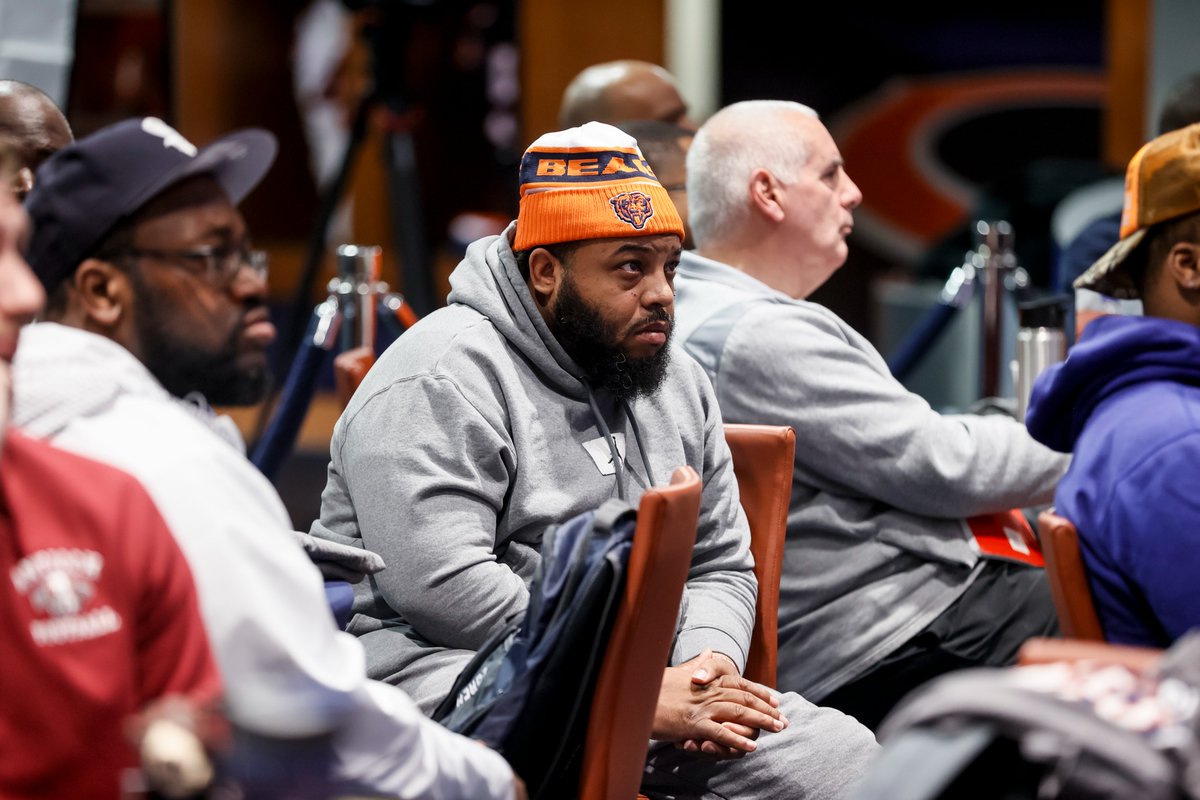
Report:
1026,314,1200,647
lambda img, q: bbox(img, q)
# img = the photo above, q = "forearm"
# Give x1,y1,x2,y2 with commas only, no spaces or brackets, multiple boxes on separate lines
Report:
722,309,1068,519
672,584,754,672
334,681,515,800
672,398,757,670
795,399,1064,518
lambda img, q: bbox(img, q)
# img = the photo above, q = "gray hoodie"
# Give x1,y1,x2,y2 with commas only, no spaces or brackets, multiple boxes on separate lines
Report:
674,252,1070,701
312,228,756,712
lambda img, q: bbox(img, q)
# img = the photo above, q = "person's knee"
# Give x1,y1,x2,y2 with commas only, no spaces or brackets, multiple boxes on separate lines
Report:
775,692,880,761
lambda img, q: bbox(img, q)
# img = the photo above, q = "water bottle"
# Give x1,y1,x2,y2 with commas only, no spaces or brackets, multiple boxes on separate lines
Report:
1014,296,1068,423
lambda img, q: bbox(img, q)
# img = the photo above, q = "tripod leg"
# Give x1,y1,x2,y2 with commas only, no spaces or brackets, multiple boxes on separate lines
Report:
377,293,419,340
280,92,376,370
252,302,341,482
887,302,960,384
381,121,435,317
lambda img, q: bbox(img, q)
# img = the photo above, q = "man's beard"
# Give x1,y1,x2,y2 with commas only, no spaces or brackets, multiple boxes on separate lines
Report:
548,273,672,400
132,282,270,406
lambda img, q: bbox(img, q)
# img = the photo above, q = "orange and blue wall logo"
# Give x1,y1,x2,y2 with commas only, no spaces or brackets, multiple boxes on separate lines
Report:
831,69,1106,264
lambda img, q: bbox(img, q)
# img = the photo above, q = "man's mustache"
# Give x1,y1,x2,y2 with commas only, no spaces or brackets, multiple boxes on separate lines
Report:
627,307,673,335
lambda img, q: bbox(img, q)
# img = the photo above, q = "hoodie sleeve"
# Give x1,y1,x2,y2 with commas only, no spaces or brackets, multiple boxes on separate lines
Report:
337,373,529,651
717,305,1069,520
670,364,757,672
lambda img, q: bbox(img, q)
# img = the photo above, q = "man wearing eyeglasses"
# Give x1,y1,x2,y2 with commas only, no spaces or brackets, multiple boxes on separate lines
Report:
10,118,525,799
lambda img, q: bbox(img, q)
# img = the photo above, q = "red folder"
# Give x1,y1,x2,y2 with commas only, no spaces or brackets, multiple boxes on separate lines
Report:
966,510,1045,568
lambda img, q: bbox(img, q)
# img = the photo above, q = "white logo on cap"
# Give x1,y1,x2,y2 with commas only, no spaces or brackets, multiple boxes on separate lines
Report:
141,117,198,157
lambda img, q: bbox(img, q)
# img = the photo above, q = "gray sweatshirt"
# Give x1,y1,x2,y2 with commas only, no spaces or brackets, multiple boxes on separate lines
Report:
673,252,1069,701
312,229,756,713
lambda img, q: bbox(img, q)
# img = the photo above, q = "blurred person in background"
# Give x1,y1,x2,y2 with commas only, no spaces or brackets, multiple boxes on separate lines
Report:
616,119,694,247
0,79,72,198
560,60,696,131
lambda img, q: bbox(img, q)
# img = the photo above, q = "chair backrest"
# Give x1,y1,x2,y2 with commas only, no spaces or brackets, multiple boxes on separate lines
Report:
332,345,375,408
724,424,796,688
1018,636,1161,671
578,466,701,800
1037,510,1106,641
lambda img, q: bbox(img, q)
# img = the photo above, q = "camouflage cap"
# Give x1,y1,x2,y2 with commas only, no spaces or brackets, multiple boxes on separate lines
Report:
1075,122,1200,298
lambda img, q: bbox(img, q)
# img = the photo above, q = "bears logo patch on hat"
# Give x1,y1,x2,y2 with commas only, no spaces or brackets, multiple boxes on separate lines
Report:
513,121,684,251
610,191,655,229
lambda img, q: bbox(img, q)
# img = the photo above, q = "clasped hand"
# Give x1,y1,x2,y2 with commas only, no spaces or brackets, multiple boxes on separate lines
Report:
651,649,788,760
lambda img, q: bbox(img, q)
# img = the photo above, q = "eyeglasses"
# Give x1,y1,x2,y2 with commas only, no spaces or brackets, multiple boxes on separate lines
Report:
116,245,269,288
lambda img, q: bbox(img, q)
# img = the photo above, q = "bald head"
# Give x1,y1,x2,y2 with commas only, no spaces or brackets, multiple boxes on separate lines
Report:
687,100,861,298
616,119,694,246
559,60,694,131
687,100,820,248
0,80,72,199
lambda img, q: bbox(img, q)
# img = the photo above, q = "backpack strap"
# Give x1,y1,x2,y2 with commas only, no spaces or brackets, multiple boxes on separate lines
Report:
553,500,634,618
592,499,636,536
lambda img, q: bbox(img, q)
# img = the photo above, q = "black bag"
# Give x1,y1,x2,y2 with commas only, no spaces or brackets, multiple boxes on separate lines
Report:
853,634,1200,800
432,499,636,799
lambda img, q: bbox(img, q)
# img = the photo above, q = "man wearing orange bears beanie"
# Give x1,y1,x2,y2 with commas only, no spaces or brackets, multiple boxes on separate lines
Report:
312,122,878,797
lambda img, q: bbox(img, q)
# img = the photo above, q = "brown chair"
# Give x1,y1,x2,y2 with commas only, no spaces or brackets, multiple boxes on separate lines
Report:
723,423,796,688
579,466,701,800
1018,636,1162,672
1038,510,1106,641
332,345,375,408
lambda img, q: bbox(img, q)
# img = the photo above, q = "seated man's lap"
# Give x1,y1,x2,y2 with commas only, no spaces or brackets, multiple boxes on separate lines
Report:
642,692,879,800
820,561,1058,729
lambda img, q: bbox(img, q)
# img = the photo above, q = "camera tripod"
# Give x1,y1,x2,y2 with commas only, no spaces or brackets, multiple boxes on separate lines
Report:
252,244,418,480
279,1,434,376
252,2,435,475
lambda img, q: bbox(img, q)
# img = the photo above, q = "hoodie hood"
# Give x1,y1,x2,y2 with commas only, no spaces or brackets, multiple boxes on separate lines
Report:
446,223,593,400
12,322,244,450
1026,314,1200,452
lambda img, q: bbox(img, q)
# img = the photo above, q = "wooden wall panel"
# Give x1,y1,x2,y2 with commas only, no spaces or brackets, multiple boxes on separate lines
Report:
518,0,665,143
1105,0,1151,169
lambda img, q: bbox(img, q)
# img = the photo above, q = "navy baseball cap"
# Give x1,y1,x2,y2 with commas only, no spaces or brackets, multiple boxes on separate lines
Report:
24,116,277,293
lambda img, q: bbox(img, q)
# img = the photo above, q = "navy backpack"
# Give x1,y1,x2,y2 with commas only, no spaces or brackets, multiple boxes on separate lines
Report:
432,499,637,799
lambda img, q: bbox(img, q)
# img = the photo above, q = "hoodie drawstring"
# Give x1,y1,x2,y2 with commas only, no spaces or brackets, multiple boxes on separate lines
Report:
621,398,659,488
583,382,659,501
585,384,627,501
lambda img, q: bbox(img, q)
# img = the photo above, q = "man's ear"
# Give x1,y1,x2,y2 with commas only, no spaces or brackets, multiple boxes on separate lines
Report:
527,247,565,305
748,168,785,224
1166,242,1200,293
72,258,133,330
12,167,33,199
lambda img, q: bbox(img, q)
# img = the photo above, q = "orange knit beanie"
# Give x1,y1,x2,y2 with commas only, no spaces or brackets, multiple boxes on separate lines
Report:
513,121,684,251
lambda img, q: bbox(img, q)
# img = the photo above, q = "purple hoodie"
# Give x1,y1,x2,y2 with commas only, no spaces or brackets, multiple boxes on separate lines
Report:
1026,314,1200,647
